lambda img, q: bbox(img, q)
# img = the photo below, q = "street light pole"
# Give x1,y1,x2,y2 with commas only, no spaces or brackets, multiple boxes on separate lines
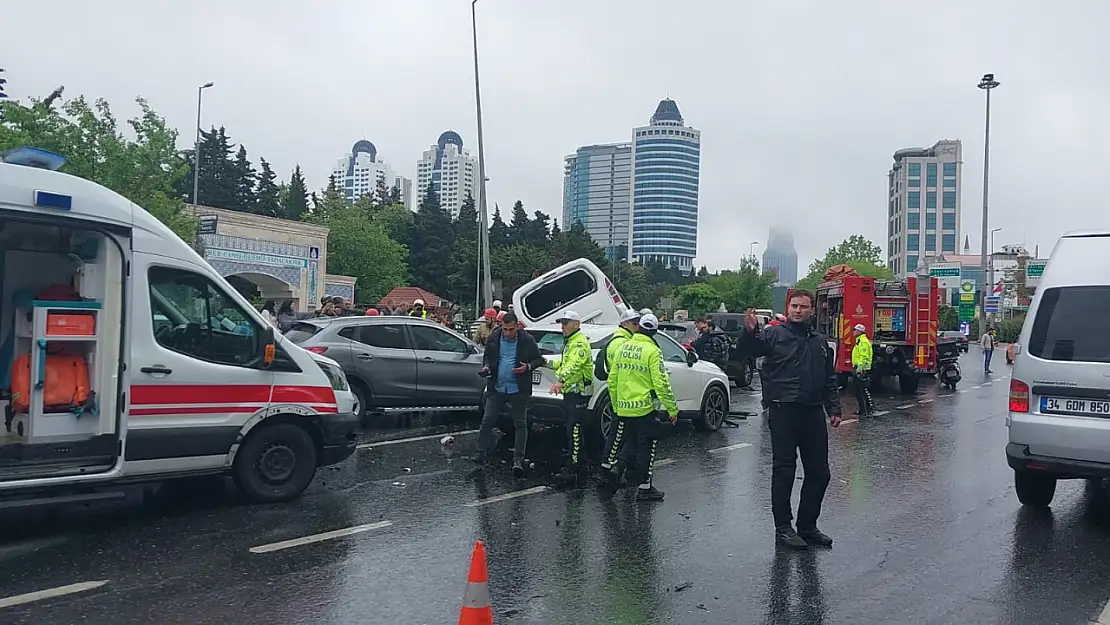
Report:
192,82,214,219
977,73,999,323
471,0,493,310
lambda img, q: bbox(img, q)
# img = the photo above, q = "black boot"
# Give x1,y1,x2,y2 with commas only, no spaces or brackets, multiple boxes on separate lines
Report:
636,484,664,501
511,458,525,477
797,527,833,547
775,527,808,550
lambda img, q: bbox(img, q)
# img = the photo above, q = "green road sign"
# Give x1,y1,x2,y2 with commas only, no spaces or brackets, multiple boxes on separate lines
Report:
1026,261,1046,278
930,267,960,277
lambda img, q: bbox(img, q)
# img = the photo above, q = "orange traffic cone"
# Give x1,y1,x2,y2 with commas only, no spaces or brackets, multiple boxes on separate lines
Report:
458,540,493,625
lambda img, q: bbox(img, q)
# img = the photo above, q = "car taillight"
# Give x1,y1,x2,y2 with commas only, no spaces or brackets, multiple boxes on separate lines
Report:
1009,379,1029,413
306,346,328,355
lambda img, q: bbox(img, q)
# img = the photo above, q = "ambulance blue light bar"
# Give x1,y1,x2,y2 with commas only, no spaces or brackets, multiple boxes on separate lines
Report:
2,147,67,171
34,190,72,211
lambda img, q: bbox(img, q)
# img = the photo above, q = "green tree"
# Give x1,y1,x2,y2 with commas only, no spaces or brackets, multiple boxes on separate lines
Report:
492,243,551,296
255,158,281,217
282,165,309,221
178,126,237,210
488,204,508,247
303,188,408,305
446,194,480,306
612,262,654,310
507,200,530,244
231,144,256,213
705,258,775,312
796,235,892,291
938,305,958,331
408,183,455,295
525,210,550,245
674,282,723,316
0,94,195,240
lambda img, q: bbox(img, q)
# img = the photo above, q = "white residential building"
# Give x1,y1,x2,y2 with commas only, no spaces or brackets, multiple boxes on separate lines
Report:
332,140,413,210
414,131,480,217
887,139,962,278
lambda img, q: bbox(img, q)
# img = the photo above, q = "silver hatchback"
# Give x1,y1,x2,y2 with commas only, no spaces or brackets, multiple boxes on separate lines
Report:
285,316,486,417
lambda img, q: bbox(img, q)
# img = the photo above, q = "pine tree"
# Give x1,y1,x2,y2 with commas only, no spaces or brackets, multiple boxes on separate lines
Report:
231,145,256,213
488,204,508,247
255,158,281,217
525,210,550,245
375,178,391,207
447,193,480,305
283,165,309,221
507,200,530,243
408,183,455,295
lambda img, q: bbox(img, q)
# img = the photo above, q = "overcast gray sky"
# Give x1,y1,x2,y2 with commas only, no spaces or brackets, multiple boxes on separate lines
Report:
7,0,1110,271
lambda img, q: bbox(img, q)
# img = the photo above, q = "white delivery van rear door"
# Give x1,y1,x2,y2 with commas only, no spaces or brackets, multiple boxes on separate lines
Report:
512,258,629,326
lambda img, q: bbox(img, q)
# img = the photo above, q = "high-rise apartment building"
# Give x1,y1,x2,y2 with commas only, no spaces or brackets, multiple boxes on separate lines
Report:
332,140,413,210
762,227,799,286
629,99,700,272
415,130,480,218
887,139,962,277
562,142,632,260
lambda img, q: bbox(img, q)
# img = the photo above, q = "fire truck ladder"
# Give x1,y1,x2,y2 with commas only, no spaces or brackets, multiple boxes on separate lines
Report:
913,280,932,367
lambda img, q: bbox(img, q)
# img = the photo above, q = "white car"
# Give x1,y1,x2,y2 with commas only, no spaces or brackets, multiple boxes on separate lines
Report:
307,350,360,418
525,324,731,435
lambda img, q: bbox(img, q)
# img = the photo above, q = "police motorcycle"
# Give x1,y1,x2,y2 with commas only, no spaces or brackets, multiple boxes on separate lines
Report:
936,335,963,390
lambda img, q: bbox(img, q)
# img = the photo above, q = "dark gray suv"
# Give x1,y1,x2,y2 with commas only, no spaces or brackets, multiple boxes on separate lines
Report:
285,316,486,417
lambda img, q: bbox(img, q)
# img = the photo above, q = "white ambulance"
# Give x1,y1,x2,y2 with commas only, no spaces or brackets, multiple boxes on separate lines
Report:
512,258,630,326
0,147,359,505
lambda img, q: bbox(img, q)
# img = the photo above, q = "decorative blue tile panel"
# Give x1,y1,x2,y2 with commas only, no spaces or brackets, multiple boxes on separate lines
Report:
325,284,355,300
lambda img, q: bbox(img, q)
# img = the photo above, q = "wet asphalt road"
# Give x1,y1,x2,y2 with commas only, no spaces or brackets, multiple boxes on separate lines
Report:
3,351,1110,624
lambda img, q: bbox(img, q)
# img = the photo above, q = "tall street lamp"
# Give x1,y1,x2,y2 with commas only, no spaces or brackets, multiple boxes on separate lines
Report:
192,81,214,218
749,241,760,263
471,0,493,310
977,73,999,320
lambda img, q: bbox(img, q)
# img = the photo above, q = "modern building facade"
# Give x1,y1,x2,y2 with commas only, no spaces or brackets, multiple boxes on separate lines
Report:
887,139,962,278
762,227,798,286
629,99,700,271
332,140,413,210
415,130,480,218
562,142,632,260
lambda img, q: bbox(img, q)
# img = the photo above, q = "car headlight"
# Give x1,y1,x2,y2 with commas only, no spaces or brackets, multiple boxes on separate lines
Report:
317,361,349,392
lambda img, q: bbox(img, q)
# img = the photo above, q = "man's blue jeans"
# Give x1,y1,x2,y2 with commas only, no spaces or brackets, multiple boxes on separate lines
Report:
984,349,993,372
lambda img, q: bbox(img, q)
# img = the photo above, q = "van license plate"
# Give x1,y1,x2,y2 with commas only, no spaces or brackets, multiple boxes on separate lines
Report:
532,372,541,385
1041,397,1110,417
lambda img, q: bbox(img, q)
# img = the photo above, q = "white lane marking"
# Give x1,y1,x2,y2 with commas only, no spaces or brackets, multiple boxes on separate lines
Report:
709,442,754,454
970,385,982,389
654,458,677,468
249,521,393,554
983,382,993,386
918,398,934,404
357,429,479,449
871,410,890,416
465,486,550,507
958,389,969,393
839,418,859,425
0,580,109,609
896,404,915,410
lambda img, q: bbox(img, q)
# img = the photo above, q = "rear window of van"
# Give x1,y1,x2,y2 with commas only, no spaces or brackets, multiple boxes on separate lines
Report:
522,269,597,321
1028,286,1110,363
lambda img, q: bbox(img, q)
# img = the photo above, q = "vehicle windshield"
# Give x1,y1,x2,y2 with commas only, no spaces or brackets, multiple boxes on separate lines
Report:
529,329,612,355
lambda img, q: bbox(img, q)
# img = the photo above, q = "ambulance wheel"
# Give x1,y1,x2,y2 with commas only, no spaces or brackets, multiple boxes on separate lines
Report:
234,422,319,503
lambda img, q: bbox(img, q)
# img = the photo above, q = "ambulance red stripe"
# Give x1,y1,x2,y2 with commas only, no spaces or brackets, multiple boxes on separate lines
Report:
131,384,336,406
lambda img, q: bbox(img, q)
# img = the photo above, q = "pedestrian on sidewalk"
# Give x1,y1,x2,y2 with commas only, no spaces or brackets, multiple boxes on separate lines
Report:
607,314,678,501
550,310,597,482
980,327,996,373
850,323,874,416
744,290,841,550
471,312,545,476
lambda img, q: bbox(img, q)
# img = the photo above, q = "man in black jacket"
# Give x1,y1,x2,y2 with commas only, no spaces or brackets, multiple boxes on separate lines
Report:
470,312,546,475
745,290,841,550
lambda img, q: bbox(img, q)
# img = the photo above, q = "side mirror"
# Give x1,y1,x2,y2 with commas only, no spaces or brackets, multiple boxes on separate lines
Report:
260,325,276,367
686,349,698,367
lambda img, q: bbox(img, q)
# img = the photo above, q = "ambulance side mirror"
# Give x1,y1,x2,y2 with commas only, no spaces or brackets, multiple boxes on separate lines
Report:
259,325,276,367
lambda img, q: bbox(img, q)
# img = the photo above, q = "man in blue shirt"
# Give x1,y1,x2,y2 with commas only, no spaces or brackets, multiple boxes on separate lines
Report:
471,312,545,476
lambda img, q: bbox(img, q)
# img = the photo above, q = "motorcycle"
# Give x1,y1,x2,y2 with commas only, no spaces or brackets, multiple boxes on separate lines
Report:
936,338,962,390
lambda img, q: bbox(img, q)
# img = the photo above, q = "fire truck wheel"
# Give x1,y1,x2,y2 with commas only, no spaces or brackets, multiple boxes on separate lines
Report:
898,373,920,394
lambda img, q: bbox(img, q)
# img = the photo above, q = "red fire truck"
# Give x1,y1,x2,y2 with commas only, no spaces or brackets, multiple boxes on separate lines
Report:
806,274,939,394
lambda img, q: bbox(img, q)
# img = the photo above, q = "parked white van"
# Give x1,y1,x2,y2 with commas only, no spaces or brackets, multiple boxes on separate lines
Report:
512,258,630,326
1006,229,1110,507
0,147,358,506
